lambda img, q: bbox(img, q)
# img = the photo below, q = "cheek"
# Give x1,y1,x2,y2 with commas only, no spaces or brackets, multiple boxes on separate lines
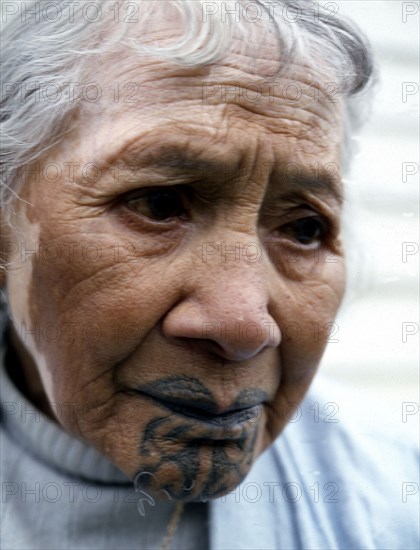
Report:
261,260,346,449
7,219,186,427
287,260,345,374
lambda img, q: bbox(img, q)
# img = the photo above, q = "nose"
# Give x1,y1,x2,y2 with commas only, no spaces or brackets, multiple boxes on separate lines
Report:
162,248,281,362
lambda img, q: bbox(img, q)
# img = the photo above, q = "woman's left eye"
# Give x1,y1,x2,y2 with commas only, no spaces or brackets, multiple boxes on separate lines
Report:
126,187,187,221
280,216,327,245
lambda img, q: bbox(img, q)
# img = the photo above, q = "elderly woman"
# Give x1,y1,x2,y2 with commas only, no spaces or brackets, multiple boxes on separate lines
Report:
0,0,418,548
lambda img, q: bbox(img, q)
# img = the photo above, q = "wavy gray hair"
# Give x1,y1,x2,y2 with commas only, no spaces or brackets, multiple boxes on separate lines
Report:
0,0,374,210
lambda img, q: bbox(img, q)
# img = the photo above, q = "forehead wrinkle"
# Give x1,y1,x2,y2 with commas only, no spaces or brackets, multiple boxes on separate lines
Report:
82,124,251,179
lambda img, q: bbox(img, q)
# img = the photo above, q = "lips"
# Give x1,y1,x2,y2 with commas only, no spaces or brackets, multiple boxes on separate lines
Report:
141,393,260,427
133,376,266,428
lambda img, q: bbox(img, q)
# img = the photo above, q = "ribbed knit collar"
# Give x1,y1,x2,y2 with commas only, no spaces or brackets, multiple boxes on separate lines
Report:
0,342,132,485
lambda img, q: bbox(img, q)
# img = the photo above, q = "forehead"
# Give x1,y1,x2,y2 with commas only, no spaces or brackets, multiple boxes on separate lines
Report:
73,65,341,161
63,14,343,181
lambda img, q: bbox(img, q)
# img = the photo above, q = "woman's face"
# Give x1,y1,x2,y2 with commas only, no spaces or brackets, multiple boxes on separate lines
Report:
3,42,345,501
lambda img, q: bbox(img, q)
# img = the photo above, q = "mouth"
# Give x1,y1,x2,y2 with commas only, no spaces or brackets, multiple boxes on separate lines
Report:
140,393,260,427
132,377,266,428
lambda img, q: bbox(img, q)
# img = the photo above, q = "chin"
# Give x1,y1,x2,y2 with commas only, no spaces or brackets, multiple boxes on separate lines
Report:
133,455,254,504
129,414,262,503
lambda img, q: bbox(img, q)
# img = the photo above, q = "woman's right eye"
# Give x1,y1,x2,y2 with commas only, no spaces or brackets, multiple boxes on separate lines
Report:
278,215,329,248
126,187,188,221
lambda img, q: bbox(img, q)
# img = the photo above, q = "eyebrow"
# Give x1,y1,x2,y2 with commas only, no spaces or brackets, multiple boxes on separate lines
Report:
277,172,344,204
101,137,342,203
116,143,242,182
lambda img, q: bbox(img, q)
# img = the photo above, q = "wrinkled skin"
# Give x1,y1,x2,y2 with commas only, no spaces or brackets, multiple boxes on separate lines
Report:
2,19,345,502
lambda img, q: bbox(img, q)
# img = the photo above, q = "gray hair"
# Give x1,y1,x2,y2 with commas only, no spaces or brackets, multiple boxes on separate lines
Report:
0,0,374,209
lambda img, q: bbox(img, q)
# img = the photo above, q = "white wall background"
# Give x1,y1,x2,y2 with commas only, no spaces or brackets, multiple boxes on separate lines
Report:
319,1,419,415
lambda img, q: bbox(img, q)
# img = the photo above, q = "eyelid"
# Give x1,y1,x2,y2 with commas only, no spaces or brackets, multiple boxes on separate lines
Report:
120,185,191,229
122,184,187,202
122,185,191,213
267,204,327,226
284,204,338,235
281,215,327,233
286,209,328,226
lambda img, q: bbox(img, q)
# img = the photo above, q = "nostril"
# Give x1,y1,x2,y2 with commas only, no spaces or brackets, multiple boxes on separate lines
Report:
185,339,246,363
162,293,281,361
214,342,269,362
